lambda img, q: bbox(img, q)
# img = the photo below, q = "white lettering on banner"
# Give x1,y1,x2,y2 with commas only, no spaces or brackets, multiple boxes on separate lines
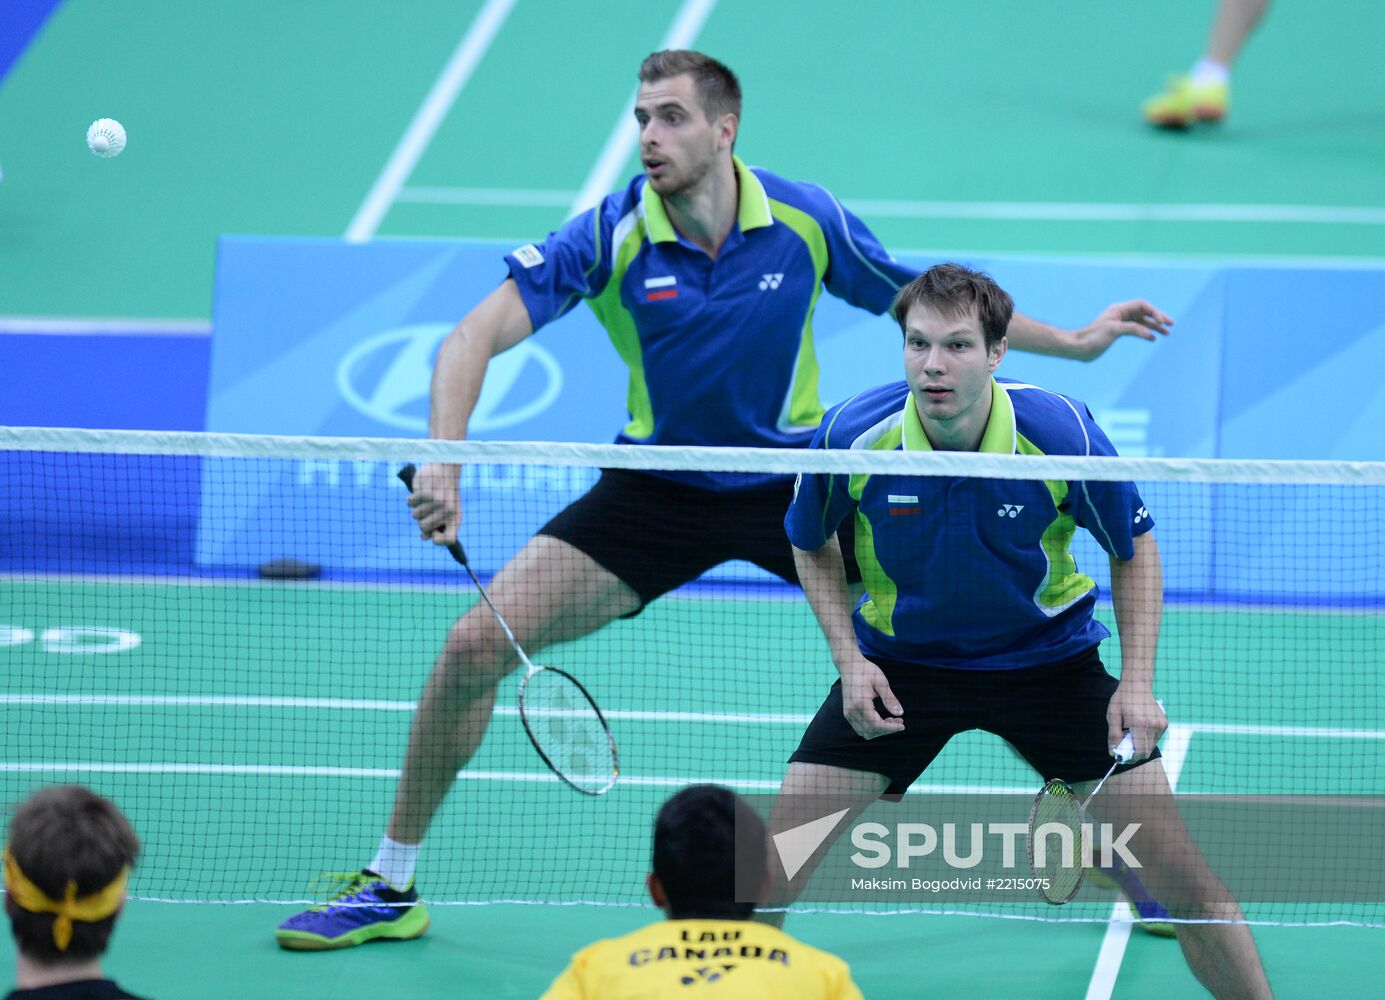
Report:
299,460,343,487
291,462,599,494
1096,409,1156,457
469,464,597,494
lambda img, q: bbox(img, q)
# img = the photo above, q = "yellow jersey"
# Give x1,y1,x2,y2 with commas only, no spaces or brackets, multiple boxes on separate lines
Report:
539,918,864,1000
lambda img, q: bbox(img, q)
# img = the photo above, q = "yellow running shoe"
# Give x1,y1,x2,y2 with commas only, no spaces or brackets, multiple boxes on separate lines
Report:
1142,75,1229,128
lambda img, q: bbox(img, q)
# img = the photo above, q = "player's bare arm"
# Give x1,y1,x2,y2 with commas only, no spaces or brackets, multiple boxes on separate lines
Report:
1005,299,1174,361
792,537,904,739
1106,531,1168,759
410,279,534,544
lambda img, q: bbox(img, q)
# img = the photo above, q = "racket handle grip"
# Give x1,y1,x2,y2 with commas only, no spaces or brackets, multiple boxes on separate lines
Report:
1112,732,1136,763
398,464,471,564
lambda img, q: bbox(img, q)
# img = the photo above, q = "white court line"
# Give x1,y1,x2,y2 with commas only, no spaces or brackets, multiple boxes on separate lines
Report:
1084,723,1194,1000
846,200,1385,225
0,762,1029,796
567,0,718,217
0,317,211,336
1175,722,1385,739
9,697,1382,741
0,572,471,592
384,185,1385,226
8,574,1378,614
0,571,806,601
0,693,815,725
343,0,517,243
377,230,1385,267
889,246,1385,269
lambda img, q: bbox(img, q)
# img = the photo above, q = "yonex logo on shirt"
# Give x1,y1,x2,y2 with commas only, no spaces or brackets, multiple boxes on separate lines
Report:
1134,506,1150,523
758,273,784,290
680,965,737,985
997,504,1025,517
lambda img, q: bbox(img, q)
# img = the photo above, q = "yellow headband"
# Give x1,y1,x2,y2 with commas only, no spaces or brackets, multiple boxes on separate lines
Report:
3,848,129,951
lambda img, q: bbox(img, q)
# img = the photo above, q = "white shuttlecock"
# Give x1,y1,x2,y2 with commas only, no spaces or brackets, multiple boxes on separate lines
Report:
86,118,126,158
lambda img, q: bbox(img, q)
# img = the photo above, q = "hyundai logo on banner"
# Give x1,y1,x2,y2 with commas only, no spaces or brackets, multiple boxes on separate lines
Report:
335,323,564,433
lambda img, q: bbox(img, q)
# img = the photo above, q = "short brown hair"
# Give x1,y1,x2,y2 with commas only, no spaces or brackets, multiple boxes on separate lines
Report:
892,262,1014,351
638,50,742,124
5,786,139,964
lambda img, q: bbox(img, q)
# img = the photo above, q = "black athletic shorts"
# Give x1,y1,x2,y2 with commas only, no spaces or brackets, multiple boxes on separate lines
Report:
537,467,860,609
789,645,1160,796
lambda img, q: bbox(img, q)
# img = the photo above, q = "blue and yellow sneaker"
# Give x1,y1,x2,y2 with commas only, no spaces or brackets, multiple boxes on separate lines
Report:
1088,863,1176,938
275,870,430,950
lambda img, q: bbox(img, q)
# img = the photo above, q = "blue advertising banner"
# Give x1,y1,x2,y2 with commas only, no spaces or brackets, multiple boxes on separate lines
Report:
200,237,1385,599
200,237,620,574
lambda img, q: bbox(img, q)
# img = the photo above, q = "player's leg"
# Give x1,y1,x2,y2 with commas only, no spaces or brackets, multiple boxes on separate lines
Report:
277,469,730,949
388,534,640,844
1144,0,1269,126
1207,0,1271,68
986,646,1176,934
758,658,957,927
274,535,639,951
1096,762,1272,999
756,762,889,927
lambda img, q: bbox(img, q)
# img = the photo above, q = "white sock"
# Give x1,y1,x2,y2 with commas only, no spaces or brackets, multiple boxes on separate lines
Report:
1189,58,1230,87
369,836,420,891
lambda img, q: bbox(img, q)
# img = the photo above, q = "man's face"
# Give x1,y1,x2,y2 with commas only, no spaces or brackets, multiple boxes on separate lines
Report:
903,302,1006,445
634,74,733,197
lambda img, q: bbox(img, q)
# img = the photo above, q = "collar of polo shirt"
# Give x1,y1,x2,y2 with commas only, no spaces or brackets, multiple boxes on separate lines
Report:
640,155,775,243
901,377,1017,454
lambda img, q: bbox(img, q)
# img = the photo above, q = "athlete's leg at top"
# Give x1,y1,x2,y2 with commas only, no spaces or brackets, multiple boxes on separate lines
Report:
1093,761,1272,999
756,762,889,929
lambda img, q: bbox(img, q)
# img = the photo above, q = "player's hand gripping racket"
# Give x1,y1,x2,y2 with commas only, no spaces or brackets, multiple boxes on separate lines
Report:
398,465,619,796
1027,732,1136,904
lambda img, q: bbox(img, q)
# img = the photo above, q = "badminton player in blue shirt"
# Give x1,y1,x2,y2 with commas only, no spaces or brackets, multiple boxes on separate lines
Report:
276,50,1175,951
773,263,1270,999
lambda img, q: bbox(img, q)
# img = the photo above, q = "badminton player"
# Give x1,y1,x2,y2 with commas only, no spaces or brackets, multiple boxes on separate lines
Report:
768,263,1269,999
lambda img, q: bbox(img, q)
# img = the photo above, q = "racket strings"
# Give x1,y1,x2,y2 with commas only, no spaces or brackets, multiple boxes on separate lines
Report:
520,668,617,795
1030,781,1086,903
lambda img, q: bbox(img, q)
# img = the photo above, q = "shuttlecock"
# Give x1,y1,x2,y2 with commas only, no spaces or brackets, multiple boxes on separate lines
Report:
86,118,126,158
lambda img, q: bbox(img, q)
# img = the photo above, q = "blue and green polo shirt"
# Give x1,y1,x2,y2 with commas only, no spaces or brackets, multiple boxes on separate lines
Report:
504,157,915,489
784,378,1155,669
